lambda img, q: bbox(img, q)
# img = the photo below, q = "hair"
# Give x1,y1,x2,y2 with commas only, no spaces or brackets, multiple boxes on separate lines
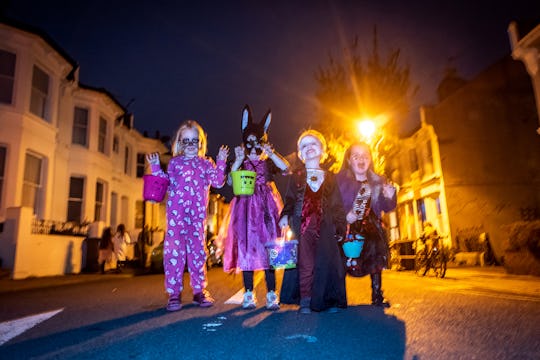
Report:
339,142,383,184
171,120,208,157
116,223,126,235
99,227,113,249
296,129,327,162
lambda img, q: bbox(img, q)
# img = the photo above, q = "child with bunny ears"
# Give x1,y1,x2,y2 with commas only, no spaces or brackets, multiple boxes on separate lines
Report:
216,105,289,310
146,120,229,312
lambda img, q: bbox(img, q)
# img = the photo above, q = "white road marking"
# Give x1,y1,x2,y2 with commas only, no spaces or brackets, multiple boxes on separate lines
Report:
0,308,64,346
224,271,264,304
224,288,244,304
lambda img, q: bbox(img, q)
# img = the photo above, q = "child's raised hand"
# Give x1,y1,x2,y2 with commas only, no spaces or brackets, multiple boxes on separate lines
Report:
382,183,396,198
146,152,160,165
217,145,229,161
234,146,245,162
261,143,275,157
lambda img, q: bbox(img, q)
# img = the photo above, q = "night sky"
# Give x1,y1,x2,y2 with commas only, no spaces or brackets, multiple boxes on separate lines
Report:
3,0,539,156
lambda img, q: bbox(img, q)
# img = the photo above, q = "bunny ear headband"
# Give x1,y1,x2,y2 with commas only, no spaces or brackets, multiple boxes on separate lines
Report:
241,104,271,144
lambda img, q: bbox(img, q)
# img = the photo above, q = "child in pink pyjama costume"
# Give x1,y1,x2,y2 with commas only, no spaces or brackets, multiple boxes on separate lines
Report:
147,120,229,311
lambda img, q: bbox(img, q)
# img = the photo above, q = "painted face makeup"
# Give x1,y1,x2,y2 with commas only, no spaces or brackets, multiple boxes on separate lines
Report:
245,134,263,156
298,135,322,163
180,128,200,158
181,138,200,146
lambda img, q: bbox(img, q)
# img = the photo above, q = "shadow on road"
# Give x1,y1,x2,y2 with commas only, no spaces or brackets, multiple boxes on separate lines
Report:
1,304,406,359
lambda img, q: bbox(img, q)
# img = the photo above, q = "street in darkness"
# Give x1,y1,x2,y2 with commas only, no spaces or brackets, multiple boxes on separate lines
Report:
0,267,539,359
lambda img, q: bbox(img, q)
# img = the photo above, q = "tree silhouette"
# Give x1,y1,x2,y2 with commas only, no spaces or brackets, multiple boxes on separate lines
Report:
315,26,417,136
314,26,418,174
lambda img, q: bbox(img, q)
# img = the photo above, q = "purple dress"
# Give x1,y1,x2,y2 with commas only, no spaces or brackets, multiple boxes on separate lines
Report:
219,159,284,272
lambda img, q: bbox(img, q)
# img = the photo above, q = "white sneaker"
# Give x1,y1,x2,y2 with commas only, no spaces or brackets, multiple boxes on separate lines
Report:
242,290,257,309
266,290,280,310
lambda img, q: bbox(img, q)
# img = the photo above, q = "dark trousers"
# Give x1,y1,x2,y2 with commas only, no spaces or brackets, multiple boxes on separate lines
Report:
298,232,317,299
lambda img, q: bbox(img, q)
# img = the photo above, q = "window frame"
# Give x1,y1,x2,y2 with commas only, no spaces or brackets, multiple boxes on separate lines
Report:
94,180,106,222
136,152,146,178
67,176,85,223
124,145,130,175
29,65,50,120
98,116,108,154
113,136,119,153
0,49,16,105
72,106,89,147
22,152,44,217
0,145,6,207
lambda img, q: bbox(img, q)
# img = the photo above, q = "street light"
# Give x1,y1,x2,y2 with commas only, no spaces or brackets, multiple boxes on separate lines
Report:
356,119,376,142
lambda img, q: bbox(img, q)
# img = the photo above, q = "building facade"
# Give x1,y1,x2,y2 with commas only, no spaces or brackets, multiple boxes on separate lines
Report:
509,20,540,134
392,56,540,262
0,18,167,277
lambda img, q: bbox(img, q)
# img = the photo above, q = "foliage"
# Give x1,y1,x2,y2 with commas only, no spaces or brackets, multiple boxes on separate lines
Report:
314,27,418,139
313,27,416,176
503,220,540,254
502,220,540,275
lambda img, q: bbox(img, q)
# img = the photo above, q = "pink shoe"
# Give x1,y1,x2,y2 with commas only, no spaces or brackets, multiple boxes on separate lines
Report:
193,290,214,307
166,296,182,312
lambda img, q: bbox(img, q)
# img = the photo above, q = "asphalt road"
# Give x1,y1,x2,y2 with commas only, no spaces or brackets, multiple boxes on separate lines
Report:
0,267,539,359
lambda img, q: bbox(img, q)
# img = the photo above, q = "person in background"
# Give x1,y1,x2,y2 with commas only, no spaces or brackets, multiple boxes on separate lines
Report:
113,224,133,271
98,227,115,274
216,105,289,311
336,142,396,307
278,129,347,314
146,120,229,312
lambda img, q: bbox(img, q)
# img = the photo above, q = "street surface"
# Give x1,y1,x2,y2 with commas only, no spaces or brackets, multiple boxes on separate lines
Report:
0,267,539,359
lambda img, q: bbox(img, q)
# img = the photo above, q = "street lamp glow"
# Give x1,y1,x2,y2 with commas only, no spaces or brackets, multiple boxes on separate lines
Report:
357,119,376,140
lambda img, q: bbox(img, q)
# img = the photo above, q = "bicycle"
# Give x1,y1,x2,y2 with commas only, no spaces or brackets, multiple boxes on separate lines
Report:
414,236,449,278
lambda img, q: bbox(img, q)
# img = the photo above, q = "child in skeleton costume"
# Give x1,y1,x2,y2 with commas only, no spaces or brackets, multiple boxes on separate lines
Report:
146,120,229,312
336,142,396,307
217,105,289,310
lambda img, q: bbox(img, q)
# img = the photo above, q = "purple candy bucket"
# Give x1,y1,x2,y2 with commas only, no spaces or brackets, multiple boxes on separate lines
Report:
143,175,169,203
265,239,298,269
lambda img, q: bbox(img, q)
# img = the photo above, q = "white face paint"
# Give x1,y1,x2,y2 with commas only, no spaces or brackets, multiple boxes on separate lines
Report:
180,128,200,158
298,135,322,163
348,144,371,179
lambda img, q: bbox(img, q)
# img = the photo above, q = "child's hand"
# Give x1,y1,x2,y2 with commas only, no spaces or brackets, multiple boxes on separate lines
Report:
346,210,358,224
382,183,396,198
146,152,160,165
278,216,288,229
261,143,275,157
234,146,245,163
217,145,229,161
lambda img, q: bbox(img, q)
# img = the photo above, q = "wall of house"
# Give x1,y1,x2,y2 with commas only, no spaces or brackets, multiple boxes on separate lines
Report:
425,57,540,260
393,122,452,247
0,20,169,275
1,207,85,279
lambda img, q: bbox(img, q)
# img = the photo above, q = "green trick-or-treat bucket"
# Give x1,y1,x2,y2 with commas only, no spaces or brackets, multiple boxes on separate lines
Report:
231,170,256,196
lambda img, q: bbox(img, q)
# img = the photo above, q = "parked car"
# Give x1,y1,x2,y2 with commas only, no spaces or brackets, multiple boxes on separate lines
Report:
149,235,222,273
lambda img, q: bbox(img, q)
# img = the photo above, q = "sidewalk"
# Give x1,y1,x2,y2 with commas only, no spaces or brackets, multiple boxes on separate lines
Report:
0,267,142,294
1,266,539,299
389,265,540,299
